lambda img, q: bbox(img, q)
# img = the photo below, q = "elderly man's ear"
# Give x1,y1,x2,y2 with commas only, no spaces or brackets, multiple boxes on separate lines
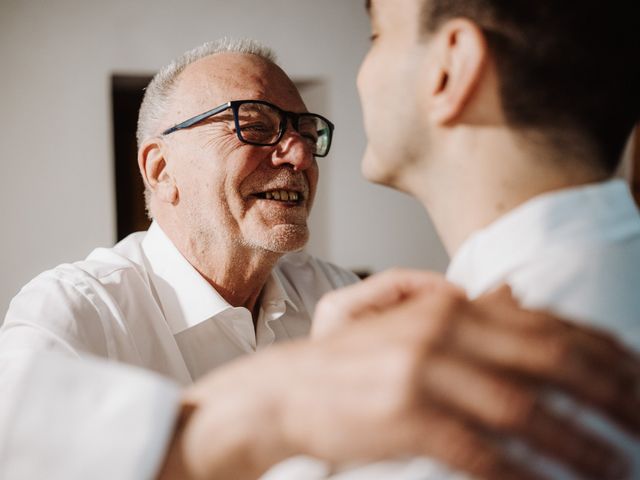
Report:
423,18,489,126
138,139,178,205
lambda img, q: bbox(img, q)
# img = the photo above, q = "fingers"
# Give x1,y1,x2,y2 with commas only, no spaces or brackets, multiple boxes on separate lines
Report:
565,322,640,392
418,354,630,479
329,269,455,316
414,404,549,480
312,279,637,479
447,296,640,435
402,286,636,477
313,269,459,338
476,285,640,379
523,405,630,480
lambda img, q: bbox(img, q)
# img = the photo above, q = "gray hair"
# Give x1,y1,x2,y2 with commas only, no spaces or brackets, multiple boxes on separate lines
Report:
136,38,277,216
137,38,277,146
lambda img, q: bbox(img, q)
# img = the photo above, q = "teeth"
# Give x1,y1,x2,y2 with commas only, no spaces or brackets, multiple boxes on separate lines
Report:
261,190,300,202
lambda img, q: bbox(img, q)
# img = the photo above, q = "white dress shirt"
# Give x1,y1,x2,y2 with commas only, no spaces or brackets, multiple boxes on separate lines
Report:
277,179,640,480
0,221,358,479
445,178,640,479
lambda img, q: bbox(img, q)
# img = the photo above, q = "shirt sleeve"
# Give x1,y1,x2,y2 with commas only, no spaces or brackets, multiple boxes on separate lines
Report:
0,351,181,480
0,269,182,479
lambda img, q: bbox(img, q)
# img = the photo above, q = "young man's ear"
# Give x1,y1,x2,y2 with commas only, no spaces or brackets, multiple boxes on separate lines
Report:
425,18,488,125
138,138,178,205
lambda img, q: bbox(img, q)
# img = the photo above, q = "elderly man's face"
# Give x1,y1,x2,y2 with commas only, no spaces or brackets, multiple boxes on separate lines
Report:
164,53,318,254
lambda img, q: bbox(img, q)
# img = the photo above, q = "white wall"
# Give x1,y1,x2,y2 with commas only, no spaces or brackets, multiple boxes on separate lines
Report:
0,0,449,313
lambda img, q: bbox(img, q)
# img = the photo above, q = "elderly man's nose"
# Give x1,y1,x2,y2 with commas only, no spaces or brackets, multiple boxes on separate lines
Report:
271,132,314,171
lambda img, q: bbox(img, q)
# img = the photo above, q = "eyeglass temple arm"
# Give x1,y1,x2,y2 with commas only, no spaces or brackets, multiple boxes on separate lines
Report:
161,102,232,135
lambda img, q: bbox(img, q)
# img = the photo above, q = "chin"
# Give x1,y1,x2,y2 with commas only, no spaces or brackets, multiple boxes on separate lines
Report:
254,225,310,254
361,151,399,188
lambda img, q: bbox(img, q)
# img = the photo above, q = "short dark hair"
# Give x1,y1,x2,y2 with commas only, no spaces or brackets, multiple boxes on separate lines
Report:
422,1,640,173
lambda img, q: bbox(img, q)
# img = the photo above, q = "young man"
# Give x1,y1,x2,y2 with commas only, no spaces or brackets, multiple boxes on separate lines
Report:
339,0,640,478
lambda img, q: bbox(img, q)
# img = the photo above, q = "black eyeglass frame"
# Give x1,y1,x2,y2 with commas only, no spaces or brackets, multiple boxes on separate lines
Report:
161,99,335,158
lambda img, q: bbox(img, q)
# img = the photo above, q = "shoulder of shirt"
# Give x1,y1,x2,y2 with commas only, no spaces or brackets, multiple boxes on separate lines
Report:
20,231,149,294
507,237,640,343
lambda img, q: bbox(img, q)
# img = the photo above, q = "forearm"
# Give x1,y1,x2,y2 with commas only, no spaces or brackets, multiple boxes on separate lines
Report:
159,414,273,480
160,350,299,480
157,402,196,480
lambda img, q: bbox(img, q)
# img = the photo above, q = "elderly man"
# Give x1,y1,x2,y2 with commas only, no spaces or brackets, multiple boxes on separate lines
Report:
2,40,360,381
2,38,640,480
0,38,355,476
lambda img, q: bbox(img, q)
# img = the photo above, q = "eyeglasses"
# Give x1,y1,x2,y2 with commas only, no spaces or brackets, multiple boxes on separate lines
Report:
161,99,335,157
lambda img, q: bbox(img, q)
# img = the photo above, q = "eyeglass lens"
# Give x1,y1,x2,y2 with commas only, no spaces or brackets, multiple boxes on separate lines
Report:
236,102,331,156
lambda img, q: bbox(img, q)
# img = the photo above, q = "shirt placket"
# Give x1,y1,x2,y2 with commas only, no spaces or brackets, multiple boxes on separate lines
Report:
256,300,286,350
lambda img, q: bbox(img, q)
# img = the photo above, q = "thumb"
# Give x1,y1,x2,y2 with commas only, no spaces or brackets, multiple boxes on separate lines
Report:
312,269,459,338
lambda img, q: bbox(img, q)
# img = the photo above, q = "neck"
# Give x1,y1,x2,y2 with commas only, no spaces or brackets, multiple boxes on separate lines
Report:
404,127,609,256
155,217,281,315
191,250,279,315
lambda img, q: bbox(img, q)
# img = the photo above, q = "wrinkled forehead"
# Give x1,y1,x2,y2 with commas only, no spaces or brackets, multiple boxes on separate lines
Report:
169,53,307,119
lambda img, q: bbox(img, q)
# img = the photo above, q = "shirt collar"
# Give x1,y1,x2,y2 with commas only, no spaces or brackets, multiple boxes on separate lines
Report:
446,179,640,298
261,263,299,315
141,221,298,334
142,222,233,334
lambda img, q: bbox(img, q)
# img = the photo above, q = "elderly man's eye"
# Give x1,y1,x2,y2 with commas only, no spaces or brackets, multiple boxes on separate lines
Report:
237,122,277,143
239,123,273,133
302,133,319,143
298,124,319,143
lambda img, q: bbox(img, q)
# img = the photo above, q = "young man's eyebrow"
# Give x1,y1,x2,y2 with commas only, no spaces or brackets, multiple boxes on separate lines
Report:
365,0,371,14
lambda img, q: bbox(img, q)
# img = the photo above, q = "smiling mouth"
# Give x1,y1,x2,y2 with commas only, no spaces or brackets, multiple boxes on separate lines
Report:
253,189,304,204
